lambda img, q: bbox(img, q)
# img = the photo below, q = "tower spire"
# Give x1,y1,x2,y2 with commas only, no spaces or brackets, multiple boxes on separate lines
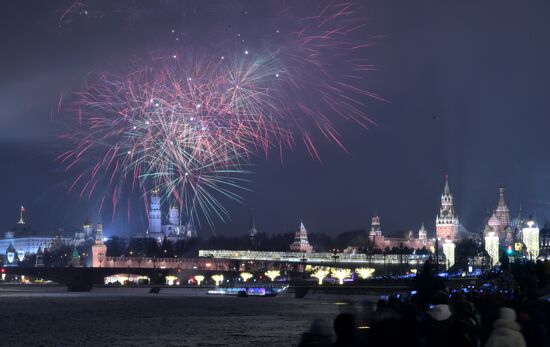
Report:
95,218,103,244
248,209,258,239
444,174,450,196
495,186,510,227
18,206,25,225
436,175,458,240
290,220,313,252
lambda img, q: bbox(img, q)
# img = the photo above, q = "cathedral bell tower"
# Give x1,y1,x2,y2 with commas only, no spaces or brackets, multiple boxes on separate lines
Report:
148,189,162,234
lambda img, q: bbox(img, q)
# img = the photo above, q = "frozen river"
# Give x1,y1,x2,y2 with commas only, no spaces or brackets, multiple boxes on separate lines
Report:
0,286,351,346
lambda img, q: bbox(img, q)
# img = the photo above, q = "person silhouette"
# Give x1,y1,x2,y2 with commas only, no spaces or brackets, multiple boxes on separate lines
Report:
332,313,357,346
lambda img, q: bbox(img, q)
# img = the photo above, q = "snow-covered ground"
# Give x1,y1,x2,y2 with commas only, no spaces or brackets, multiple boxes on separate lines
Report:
0,286,354,346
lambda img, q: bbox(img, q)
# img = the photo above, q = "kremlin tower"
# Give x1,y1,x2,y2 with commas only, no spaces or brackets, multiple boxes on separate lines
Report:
91,222,107,267
290,221,313,252
436,176,458,240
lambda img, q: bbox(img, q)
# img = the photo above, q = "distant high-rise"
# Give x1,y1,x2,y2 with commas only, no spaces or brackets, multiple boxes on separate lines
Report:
436,175,458,240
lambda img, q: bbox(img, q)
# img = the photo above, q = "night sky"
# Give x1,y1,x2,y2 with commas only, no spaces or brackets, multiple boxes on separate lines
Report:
1,1,549,239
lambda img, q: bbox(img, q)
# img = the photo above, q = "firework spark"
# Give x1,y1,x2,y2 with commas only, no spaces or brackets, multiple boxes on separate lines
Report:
58,1,381,231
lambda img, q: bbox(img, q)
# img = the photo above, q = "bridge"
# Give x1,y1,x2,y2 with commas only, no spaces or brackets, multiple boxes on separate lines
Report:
4,267,176,291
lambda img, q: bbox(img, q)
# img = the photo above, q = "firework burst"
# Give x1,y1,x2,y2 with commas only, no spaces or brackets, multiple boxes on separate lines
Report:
58,0,381,231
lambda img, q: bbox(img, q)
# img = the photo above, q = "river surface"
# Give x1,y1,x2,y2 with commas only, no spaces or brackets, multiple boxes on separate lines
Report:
0,285,358,346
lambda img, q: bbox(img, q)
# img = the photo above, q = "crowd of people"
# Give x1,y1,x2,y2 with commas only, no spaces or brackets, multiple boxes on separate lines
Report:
298,259,550,347
298,290,549,347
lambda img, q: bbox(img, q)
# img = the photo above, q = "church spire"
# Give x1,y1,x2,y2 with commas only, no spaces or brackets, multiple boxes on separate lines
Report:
495,186,510,227
444,174,451,196
248,209,258,239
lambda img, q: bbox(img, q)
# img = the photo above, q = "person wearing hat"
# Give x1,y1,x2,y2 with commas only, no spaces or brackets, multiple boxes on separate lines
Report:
421,291,455,347
485,307,526,347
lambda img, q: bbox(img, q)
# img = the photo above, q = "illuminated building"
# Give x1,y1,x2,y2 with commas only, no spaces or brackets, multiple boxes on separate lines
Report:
369,212,382,237
146,190,196,243
487,213,501,237
495,187,511,230
5,243,17,266
436,176,458,241
522,216,540,259
511,207,525,241
418,223,427,242
490,186,516,244
369,212,433,250
91,222,107,267
442,239,455,269
484,231,499,267
0,207,65,260
289,221,313,252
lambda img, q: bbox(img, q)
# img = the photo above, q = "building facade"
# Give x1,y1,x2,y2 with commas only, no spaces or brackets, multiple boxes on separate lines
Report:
0,207,68,259
368,212,433,251
146,190,196,243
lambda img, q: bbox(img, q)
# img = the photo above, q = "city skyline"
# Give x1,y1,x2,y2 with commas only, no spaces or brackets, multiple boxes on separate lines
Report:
1,176,543,240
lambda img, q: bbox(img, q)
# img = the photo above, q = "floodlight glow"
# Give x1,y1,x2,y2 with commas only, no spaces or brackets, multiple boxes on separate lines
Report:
265,270,280,282
194,275,205,285
311,268,330,285
211,274,224,286
331,268,351,285
240,272,253,282
355,267,375,280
